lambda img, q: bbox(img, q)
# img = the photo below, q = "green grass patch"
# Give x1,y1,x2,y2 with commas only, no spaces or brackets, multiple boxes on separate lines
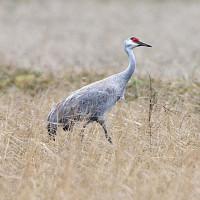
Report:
0,66,199,107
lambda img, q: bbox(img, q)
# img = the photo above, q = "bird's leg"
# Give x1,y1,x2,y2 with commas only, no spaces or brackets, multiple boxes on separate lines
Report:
97,118,112,144
80,121,89,141
80,126,85,141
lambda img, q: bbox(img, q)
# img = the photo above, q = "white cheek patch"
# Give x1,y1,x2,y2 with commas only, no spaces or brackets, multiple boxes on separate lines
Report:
126,40,134,46
127,40,138,48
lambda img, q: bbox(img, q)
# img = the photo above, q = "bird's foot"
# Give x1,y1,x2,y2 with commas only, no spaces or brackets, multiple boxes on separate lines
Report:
108,136,113,144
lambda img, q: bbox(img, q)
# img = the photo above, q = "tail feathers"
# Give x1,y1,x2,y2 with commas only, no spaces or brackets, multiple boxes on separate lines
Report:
47,115,74,140
47,122,58,141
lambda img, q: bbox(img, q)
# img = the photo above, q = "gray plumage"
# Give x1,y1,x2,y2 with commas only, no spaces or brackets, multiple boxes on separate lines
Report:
47,37,151,143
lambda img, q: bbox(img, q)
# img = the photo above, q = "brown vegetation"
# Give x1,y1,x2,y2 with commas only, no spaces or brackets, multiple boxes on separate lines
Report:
0,68,199,199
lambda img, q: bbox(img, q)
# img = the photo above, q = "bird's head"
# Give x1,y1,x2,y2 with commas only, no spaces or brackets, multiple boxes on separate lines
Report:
124,36,152,50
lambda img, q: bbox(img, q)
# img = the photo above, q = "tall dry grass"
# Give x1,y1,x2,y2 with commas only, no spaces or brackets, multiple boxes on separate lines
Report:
0,71,200,200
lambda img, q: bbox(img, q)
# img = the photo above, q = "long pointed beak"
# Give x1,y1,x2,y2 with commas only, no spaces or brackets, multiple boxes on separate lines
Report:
138,40,152,47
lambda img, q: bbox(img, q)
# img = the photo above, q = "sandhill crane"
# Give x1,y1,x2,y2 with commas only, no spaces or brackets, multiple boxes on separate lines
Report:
47,36,151,143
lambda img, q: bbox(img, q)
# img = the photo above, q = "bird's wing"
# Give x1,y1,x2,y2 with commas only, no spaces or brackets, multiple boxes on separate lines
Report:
73,85,118,116
47,84,118,123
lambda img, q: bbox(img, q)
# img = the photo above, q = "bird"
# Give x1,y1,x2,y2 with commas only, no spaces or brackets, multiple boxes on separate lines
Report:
47,36,152,144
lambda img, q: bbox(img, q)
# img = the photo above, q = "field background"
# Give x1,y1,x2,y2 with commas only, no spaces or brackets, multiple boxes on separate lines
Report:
0,0,200,199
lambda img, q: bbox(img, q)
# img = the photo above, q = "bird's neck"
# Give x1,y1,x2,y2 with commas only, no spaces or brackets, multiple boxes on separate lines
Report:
120,48,136,83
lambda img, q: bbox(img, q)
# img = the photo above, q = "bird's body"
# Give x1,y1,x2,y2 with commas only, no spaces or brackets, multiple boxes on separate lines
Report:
47,36,151,143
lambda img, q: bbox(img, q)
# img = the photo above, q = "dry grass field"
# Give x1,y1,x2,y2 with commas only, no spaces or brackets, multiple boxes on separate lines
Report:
0,0,200,200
